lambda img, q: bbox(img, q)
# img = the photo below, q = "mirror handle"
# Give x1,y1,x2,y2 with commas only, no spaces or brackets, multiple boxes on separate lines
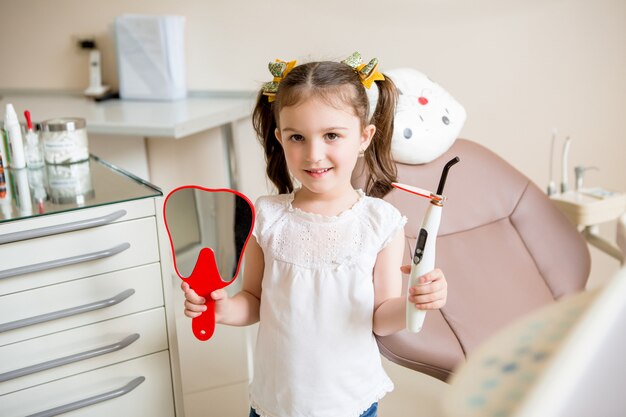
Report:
184,247,228,341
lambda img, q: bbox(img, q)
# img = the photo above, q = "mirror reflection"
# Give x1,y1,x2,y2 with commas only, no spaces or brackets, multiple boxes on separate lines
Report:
164,187,254,282
1,161,95,220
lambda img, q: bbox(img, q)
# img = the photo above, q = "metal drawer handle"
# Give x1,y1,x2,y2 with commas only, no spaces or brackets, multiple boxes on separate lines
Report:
0,289,135,334
26,376,145,417
0,242,131,280
0,209,127,245
0,333,140,383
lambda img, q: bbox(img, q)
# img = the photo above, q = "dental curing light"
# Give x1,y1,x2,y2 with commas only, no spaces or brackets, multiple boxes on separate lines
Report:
392,156,460,333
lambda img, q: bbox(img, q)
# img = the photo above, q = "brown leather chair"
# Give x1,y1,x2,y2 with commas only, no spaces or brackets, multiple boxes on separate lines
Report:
353,138,591,381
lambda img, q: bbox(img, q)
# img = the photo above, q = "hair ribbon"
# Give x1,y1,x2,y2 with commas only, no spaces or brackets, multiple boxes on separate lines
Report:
341,52,385,89
261,59,297,102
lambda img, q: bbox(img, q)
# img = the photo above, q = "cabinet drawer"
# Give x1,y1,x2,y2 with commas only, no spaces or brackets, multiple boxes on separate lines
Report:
0,308,168,395
0,263,163,346
0,217,159,295
0,199,156,238
0,351,174,417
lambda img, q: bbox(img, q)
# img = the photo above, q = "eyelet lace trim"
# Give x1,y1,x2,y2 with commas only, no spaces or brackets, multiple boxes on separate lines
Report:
285,189,366,222
257,190,406,269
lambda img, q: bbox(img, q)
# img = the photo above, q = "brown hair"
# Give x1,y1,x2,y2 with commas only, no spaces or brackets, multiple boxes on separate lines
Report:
252,60,398,198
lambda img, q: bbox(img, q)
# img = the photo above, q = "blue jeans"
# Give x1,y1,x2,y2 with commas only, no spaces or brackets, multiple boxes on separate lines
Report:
249,402,378,417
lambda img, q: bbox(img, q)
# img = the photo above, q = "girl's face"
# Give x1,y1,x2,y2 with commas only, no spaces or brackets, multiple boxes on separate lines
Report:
275,96,375,199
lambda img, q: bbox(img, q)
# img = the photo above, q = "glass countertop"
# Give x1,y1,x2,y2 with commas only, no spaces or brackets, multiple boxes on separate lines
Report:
0,155,162,224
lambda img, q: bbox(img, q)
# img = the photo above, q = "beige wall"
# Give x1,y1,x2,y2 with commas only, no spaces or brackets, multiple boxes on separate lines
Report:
1,0,624,187
1,0,624,271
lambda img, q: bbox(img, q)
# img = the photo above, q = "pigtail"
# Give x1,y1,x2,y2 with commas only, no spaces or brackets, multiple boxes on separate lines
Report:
363,75,398,198
252,91,294,194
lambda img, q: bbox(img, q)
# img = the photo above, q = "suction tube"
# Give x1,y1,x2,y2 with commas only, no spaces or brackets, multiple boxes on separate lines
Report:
400,156,460,333
547,128,558,196
561,136,571,193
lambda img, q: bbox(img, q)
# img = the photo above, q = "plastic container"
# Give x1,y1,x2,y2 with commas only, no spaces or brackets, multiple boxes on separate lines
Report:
23,110,44,168
41,118,90,164
4,104,26,169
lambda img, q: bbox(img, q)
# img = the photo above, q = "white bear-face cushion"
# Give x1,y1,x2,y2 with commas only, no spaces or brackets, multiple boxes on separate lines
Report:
368,68,466,165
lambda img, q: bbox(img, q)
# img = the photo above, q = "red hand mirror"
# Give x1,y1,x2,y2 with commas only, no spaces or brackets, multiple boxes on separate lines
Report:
163,186,255,341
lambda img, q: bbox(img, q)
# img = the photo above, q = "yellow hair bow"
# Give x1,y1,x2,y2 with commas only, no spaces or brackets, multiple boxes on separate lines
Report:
341,52,385,89
261,59,297,102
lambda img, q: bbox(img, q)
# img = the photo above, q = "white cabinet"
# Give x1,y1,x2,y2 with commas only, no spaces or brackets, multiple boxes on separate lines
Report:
2,352,174,417
0,159,181,417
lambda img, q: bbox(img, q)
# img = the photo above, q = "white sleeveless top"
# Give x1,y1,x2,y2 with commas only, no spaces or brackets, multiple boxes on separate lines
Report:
249,190,407,417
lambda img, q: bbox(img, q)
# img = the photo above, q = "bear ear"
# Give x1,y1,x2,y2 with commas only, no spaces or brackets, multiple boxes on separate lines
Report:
385,67,466,165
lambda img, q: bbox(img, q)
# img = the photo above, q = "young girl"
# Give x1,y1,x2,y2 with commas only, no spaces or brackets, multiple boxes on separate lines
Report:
182,53,448,417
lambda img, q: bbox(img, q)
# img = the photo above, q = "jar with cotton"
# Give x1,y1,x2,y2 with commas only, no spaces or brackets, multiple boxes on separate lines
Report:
41,118,90,164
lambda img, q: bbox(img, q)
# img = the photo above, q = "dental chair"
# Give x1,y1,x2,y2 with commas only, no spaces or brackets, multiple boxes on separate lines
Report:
352,138,591,381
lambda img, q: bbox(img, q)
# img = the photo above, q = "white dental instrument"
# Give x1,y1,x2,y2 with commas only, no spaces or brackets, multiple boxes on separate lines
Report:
547,128,557,196
393,156,460,333
79,39,110,98
561,136,571,193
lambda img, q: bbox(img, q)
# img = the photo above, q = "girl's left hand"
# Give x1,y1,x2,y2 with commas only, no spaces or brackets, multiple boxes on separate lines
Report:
400,266,448,310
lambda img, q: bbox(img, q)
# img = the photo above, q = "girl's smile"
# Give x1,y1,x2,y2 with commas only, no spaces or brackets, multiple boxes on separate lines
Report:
305,167,332,178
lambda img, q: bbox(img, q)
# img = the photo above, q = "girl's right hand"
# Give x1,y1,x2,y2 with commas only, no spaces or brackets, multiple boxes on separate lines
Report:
181,282,229,323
